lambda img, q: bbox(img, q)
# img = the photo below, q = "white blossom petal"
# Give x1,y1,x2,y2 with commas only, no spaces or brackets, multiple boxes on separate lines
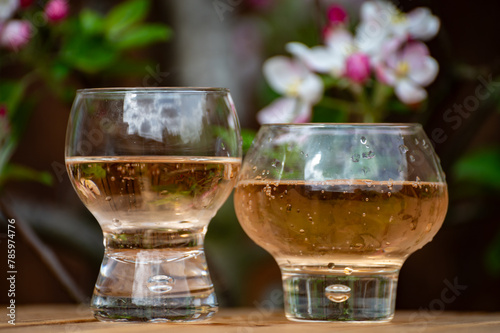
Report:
263,56,308,94
257,97,310,124
408,56,438,87
395,79,427,104
0,0,18,23
287,42,343,74
324,27,354,56
407,7,440,41
297,72,324,104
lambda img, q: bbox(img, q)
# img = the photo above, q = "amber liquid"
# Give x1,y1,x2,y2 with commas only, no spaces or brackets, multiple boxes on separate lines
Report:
66,156,241,231
234,179,448,267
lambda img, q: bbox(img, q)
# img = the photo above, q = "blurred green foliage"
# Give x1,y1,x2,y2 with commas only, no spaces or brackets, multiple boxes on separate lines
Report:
0,0,171,191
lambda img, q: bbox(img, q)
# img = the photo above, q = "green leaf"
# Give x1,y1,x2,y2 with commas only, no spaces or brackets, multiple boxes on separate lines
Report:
0,163,53,187
114,24,172,49
80,9,104,35
61,36,118,73
105,0,150,40
241,129,257,154
453,147,500,190
0,81,26,116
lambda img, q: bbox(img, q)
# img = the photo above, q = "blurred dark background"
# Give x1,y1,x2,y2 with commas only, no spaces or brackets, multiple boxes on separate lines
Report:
1,0,500,311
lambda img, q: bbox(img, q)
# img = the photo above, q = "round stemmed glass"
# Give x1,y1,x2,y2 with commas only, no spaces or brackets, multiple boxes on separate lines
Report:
234,123,448,322
65,88,242,322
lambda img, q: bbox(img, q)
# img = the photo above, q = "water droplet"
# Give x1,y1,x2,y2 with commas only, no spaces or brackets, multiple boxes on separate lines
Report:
308,216,313,222
351,154,360,163
389,216,394,222
399,145,409,154
415,138,420,145
112,218,121,226
387,192,392,197
425,223,433,232
365,197,369,202
344,267,353,275
321,190,325,194
362,151,375,159
362,213,366,217
296,209,300,213
110,176,116,181
252,166,257,171
290,224,294,228
286,204,292,212
105,196,112,201
325,284,351,303
360,136,367,144
409,155,416,162
147,275,175,293
299,229,305,233
377,206,380,211
364,179,373,187
410,222,417,230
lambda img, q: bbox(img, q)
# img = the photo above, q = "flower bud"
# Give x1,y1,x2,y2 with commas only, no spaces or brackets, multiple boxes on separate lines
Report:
45,0,69,23
345,53,371,84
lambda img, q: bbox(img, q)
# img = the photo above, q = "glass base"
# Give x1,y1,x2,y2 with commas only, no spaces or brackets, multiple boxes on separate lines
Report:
91,295,218,322
91,231,217,322
281,265,399,322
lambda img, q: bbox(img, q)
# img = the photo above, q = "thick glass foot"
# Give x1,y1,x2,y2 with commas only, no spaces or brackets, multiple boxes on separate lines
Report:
281,265,399,322
91,230,217,322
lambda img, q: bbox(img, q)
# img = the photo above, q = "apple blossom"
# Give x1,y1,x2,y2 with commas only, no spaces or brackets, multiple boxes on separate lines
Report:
375,41,438,104
257,56,323,124
327,5,348,25
0,19,31,50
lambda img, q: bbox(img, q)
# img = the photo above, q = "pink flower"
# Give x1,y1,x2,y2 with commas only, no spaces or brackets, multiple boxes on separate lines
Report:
375,41,438,104
0,20,31,50
0,104,6,118
327,4,348,25
44,0,69,23
345,53,370,83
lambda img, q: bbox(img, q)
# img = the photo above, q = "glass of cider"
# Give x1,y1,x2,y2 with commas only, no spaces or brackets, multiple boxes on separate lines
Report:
65,88,242,322
234,123,448,322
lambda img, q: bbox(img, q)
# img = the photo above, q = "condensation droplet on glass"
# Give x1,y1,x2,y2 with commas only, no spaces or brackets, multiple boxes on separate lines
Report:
328,263,335,269
105,196,112,201
399,144,409,154
147,275,175,293
415,138,420,145
425,223,433,232
325,284,351,303
388,192,392,197
286,204,292,212
362,151,375,159
344,267,353,275
377,206,380,211
389,216,394,222
409,155,416,162
351,154,360,163
360,136,367,144
299,229,305,233
364,179,373,187
252,166,257,171
296,209,300,213
365,197,369,202
362,213,366,217
110,176,116,181
112,218,120,226
410,222,417,231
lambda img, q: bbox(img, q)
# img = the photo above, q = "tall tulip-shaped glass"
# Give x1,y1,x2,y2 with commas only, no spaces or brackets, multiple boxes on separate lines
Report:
65,88,242,322
234,124,448,322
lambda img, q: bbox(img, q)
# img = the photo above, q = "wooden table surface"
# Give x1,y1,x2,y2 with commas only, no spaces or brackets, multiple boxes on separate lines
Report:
2,305,500,332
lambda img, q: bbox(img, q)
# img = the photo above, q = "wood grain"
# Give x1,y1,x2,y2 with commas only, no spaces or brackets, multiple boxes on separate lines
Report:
1,305,500,332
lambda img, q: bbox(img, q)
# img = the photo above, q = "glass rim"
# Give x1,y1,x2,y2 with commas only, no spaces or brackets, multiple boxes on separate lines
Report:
76,87,230,94
260,123,422,129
